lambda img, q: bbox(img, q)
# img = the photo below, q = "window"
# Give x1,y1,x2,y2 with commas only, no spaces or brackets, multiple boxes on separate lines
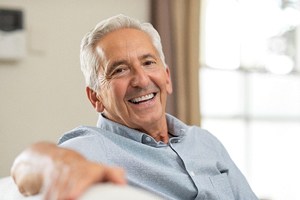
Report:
200,0,300,199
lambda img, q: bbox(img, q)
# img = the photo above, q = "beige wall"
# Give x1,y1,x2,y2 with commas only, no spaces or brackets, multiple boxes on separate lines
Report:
0,0,150,177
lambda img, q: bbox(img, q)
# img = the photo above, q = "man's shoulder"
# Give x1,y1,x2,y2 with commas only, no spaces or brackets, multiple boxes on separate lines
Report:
58,126,103,145
166,114,219,143
185,125,224,146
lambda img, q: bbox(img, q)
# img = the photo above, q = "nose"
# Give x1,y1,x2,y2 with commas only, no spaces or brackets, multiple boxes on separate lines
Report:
130,66,150,88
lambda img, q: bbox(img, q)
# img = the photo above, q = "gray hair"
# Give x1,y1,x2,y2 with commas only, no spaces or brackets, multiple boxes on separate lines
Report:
80,14,166,91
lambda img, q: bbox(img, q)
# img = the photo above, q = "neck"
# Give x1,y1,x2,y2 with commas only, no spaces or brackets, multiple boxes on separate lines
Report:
101,113,169,143
139,117,169,144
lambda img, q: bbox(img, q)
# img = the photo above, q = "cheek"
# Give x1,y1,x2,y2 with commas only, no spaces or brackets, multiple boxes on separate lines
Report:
166,76,173,94
107,81,127,100
153,72,171,93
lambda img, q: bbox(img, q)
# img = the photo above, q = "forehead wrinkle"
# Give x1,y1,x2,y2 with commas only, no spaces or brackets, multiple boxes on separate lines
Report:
139,53,157,61
99,29,159,74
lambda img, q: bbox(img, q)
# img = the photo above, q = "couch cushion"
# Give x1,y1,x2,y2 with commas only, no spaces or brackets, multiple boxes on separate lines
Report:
0,176,41,199
0,176,162,200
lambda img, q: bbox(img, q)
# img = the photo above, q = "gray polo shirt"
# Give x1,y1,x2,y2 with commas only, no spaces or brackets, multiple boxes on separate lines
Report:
58,114,258,200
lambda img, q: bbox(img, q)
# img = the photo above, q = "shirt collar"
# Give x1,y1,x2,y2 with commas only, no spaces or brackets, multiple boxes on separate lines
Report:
96,113,187,146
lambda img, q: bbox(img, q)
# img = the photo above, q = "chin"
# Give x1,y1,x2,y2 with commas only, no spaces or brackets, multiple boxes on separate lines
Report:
139,112,163,123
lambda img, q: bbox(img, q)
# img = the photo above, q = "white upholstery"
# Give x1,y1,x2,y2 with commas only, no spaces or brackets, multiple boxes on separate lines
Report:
0,176,162,200
79,184,163,200
0,176,41,200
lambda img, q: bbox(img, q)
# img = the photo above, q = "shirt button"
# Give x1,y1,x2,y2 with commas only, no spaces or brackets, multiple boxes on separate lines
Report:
171,139,180,143
146,137,152,142
190,171,195,177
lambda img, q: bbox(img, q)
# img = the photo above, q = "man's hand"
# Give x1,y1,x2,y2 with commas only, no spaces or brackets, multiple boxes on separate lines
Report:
11,142,126,200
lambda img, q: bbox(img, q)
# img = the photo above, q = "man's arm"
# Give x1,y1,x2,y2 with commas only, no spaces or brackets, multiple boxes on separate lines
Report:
11,142,126,200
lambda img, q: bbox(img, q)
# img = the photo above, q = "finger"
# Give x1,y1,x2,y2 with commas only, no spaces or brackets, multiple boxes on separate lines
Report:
43,167,60,200
64,165,126,199
104,167,127,185
43,164,70,200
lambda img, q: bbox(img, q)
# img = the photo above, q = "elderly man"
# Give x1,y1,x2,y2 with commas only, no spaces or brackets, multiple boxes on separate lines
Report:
11,15,258,200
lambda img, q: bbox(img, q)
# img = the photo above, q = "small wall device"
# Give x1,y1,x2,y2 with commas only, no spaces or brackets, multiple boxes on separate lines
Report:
0,8,25,60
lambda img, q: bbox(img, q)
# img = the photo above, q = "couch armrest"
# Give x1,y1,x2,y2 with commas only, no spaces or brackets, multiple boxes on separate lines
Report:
0,176,162,200
0,176,41,199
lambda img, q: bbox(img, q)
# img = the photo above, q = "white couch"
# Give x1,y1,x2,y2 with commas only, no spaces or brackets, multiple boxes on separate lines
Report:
0,176,162,200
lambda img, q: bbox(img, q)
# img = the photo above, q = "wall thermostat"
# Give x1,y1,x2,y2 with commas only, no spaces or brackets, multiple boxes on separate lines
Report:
0,8,25,60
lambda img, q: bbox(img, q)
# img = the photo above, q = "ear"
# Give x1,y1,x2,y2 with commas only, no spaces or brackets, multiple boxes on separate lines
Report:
165,66,173,94
86,87,104,112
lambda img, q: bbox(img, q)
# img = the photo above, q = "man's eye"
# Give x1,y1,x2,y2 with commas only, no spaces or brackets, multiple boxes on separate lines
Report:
111,66,128,76
144,60,156,66
115,68,125,73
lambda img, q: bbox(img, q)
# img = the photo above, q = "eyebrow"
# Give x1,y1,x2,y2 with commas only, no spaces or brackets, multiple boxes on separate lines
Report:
104,59,127,76
110,60,128,69
106,53,158,74
139,53,157,61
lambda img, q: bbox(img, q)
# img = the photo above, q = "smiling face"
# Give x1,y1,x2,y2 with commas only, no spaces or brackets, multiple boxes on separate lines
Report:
88,28,172,133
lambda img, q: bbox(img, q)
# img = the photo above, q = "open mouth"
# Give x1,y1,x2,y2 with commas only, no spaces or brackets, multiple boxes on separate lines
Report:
128,93,157,104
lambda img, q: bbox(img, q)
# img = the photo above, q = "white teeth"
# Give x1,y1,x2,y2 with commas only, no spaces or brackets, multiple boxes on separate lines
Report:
130,93,154,103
